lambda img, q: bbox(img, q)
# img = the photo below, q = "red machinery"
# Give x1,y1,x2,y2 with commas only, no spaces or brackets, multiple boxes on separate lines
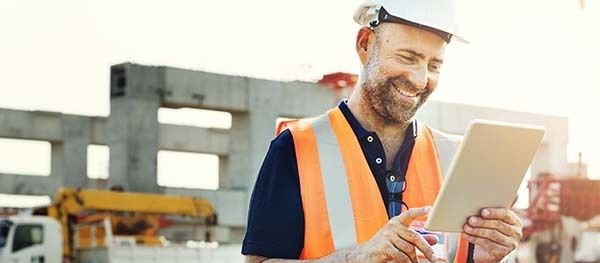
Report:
524,172,600,238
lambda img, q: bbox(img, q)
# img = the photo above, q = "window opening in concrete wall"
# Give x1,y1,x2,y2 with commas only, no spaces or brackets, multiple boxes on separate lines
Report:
87,144,109,179
157,150,219,190
0,194,51,208
0,138,50,176
158,107,232,129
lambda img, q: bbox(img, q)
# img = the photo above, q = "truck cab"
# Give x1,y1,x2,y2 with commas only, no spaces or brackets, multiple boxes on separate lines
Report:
0,216,62,263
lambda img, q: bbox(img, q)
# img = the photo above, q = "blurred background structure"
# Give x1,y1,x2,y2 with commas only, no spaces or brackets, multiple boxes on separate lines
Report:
1,0,600,262
1,65,598,262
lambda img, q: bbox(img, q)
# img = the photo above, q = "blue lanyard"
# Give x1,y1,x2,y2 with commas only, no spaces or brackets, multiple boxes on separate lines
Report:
386,170,407,217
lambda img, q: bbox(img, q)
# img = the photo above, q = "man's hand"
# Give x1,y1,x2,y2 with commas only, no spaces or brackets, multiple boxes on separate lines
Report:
463,208,522,263
349,206,439,263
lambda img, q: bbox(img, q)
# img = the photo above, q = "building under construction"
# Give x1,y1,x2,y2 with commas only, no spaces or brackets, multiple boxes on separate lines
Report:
0,63,598,262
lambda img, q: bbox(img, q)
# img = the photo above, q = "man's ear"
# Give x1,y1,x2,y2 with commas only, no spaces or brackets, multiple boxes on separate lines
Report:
356,27,376,65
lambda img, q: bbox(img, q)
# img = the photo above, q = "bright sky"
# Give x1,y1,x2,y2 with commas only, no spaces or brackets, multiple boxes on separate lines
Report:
0,0,599,196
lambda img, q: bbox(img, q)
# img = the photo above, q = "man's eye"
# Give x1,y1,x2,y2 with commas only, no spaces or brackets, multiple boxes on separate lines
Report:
399,55,416,63
429,64,442,73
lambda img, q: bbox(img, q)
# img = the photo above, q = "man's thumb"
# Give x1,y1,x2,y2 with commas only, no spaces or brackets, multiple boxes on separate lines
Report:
398,206,432,226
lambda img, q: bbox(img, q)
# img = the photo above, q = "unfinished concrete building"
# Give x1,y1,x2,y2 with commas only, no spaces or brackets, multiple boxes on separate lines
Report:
0,63,577,244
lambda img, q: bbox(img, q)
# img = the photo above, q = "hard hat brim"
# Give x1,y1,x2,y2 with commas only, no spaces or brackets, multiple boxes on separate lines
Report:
373,7,453,44
354,0,469,44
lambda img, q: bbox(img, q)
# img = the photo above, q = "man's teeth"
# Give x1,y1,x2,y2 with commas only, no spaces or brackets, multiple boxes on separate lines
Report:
398,88,418,97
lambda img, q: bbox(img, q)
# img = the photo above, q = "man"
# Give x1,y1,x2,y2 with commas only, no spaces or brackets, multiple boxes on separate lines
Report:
243,0,523,262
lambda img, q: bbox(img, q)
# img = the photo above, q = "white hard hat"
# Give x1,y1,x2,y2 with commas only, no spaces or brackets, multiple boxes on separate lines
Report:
353,0,467,43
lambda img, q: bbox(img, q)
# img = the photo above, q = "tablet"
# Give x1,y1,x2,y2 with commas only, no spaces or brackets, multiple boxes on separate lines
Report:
424,119,546,232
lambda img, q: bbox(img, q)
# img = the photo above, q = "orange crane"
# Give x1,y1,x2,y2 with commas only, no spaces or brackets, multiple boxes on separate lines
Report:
42,187,216,259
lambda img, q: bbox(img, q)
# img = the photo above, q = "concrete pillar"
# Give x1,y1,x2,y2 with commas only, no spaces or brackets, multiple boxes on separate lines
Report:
246,111,278,189
48,115,91,194
227,112,251,190
107,63,163,193
218,156,230,189
235,78,336,207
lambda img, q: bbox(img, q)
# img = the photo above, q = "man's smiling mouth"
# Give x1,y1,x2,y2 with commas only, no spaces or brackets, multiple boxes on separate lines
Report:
395,86,421,98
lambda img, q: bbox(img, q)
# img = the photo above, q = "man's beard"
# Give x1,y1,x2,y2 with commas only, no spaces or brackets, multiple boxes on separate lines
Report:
360,75,431,125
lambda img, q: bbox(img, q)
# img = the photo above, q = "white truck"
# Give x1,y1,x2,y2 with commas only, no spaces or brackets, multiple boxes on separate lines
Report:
0,215,242,263
0,216,62,263
0,188,231,263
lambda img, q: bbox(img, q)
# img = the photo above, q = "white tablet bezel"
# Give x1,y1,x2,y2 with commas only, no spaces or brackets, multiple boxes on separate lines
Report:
424,119,545,232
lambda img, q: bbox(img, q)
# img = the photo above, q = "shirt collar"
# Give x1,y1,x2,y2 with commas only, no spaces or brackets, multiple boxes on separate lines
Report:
337,100,418,140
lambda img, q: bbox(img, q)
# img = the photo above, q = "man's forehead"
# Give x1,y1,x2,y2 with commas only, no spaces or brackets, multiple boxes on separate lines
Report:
376,23,446,58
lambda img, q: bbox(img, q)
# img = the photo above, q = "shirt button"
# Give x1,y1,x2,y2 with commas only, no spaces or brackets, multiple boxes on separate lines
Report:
367,136,374,143
389,175,396,182
375,157,383,164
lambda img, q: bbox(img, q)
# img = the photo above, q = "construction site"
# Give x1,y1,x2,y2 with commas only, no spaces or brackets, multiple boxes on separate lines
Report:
0,64,598,262
1,0,600,262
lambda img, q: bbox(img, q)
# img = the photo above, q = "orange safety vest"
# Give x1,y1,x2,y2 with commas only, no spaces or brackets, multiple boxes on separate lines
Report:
275,108,470,262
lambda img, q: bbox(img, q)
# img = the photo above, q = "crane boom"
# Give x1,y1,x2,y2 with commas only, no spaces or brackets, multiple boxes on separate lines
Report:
44,187,216,258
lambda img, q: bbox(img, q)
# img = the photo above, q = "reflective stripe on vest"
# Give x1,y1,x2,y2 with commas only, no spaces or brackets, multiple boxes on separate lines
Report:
276,108,470,262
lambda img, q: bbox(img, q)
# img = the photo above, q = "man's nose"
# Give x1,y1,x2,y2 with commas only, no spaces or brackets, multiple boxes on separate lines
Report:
407,66,428,90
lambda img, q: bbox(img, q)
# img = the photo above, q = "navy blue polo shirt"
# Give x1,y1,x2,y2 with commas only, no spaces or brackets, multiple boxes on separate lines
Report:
242,101,418,259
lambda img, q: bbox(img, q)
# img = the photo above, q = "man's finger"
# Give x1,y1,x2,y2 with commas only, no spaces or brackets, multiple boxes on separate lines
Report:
467,217,521,240
480,208,520,226
466,235,511,260
389,238,418,263
397,228,437,262
395,206,432,226
422,234,439,246
463,224,515,250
